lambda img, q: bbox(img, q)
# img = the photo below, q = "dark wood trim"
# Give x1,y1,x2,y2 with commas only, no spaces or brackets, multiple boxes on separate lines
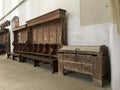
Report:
27,9,66,27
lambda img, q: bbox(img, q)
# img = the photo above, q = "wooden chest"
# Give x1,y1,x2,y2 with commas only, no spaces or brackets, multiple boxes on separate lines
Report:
58,45,110,86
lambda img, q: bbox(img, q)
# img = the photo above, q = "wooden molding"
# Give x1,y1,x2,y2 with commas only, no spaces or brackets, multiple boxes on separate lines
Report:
27,9,66,27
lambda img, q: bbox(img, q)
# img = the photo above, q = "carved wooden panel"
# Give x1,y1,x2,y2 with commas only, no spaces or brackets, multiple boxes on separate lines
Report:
49,21,57,43
32,26,38,44
56,20,63,44
27,9,67,45
43,24,49,43
18,30,27,43
38,26,43,43
13,25,27,52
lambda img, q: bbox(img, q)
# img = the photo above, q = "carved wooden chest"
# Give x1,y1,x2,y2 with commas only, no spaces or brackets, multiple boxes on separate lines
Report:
58,45,110,86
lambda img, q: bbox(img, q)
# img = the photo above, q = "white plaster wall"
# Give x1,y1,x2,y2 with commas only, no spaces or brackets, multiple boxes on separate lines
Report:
110,24,120,90
1,1,120,90
1,0,111,47
3,0,12,16
0,0,3,18
80,0,112,26
71,23,111,46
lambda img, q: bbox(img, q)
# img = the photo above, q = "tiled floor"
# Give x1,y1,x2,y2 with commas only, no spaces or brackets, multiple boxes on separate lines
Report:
0,55,112,90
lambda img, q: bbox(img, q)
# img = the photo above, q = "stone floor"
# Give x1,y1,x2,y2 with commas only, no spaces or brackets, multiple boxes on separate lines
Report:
0,55,112,90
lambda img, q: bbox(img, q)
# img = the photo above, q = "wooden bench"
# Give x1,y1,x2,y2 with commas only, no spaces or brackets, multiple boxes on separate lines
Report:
7,52,13,58
7,52,22,62
9,9,67,73
20,43,59,73
21,54,58,73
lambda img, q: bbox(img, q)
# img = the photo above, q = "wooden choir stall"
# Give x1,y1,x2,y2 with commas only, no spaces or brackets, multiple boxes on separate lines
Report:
8,9,67,73
0,20,10,55
12,25,28,60
0,28,10,55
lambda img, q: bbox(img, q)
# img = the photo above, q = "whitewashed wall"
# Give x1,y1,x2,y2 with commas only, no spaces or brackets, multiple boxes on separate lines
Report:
1,0,120,90
110,24,120,90
1,0,111,46
0,0,3,18
72,23,111,46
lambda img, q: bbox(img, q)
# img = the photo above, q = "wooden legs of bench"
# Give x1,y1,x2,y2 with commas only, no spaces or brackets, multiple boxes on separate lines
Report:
7,54,58,73
34,60,40,67
33,59,58,74
19,56,27,63
12,54,25,63
7,54,11,58
52,60,58,73
12,55,16,60
12,55,21,61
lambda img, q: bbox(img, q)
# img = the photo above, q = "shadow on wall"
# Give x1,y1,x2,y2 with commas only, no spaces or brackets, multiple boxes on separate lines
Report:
110,24,120,90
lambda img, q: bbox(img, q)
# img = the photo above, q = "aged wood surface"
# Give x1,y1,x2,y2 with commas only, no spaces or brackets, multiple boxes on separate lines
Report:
58,45,110,87
10,9,67,73
0,28,10,54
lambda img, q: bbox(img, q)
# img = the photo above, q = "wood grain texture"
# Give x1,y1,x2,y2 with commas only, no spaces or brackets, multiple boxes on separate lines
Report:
58,45,110,87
